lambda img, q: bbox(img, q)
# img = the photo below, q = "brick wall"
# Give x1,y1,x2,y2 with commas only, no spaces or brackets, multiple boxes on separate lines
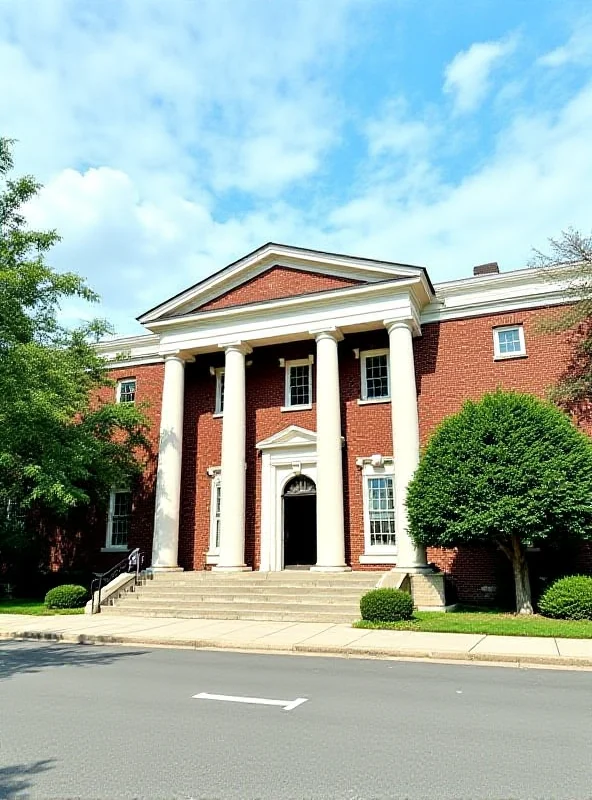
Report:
75,300,588,603
197,266,361,312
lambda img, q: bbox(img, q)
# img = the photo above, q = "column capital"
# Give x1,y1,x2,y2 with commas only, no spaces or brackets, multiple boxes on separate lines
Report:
384,316,421,337
310,326,344,343
161,351,195,364
219,341,252,356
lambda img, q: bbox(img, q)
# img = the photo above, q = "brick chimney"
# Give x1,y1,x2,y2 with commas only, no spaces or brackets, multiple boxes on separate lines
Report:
473,261,499,276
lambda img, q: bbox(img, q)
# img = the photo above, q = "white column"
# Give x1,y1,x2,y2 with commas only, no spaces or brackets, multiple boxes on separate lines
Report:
151,354,187,570
386,320,428,571
311,329,349,572
214,342,252,571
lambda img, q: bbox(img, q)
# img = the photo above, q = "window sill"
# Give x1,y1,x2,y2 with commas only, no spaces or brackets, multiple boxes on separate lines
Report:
357,398,391,406
101,546,130,553
280,404,313,412
493,353,527,361
359,553,398,565
213,412,223,419
205,552,219,565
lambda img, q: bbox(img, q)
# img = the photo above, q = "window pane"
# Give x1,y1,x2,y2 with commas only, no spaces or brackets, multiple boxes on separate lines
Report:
111,491,131,547
119,380,136,403
367,476,396,547
365,355,389,398
289,365,311,406
497,328,522,354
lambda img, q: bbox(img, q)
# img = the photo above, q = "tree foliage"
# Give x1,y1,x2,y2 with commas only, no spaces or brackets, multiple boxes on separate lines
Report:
530,227,592,408
407,390,592,614
0,137,148,529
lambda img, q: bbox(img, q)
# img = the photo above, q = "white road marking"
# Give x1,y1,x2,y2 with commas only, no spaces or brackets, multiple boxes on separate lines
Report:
193,692,308,711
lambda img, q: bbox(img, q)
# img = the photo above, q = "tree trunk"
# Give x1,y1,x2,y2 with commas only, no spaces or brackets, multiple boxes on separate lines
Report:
510,535,533,615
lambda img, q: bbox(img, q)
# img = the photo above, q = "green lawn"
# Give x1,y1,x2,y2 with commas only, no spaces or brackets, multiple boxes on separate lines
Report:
354,607,592,639
0,598,85,615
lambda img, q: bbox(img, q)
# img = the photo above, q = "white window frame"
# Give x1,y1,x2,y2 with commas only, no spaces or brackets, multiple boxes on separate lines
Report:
282,357,313,411
206,467,221,564
116,378,136,404
493,325,527,360
360,460,397,563
213,368,225,416
104,488,132,552
359,349,390,403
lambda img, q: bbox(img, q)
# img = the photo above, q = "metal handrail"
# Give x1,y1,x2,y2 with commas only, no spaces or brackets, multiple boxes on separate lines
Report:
90,548,144,614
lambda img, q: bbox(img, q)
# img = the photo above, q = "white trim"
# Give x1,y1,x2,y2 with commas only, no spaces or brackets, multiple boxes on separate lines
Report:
492,324,527,360
284,358,313,409
138,244,431,323
360,460,397,557
214,368,225,415
257,427,318,571
105,488,132,550
357,398,391,406
360,348,390,401
359,554,398,565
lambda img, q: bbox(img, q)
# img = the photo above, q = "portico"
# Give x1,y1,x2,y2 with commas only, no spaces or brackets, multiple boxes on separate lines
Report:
143,243,435,593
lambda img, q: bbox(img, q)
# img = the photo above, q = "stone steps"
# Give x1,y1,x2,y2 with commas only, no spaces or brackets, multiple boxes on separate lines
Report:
135,586,373,597
113,594,363,607
104,570,382,622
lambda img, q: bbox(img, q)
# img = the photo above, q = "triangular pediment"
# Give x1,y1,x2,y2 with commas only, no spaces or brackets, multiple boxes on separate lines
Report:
256,425,317,451
138,242,430,324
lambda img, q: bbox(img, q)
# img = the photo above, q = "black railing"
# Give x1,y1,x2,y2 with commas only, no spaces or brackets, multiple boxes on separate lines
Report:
90,548,144,614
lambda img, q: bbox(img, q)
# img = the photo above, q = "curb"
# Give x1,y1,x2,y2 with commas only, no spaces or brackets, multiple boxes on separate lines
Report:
2,629,592,670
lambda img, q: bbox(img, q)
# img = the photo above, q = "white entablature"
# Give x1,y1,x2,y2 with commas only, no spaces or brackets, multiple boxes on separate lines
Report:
96,245,573,366
136,243,434,358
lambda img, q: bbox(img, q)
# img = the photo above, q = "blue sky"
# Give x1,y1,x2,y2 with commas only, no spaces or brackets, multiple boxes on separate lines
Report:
1,0,591,334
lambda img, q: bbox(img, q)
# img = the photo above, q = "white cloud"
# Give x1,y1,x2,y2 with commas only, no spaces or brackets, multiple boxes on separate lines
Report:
444,37,517,113
328,78,592,279
3,3,592,338
538,21,592,68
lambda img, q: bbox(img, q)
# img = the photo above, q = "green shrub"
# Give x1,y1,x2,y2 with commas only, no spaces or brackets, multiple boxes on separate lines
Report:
360,588,414,622
44,584,88,609
538,575,592,620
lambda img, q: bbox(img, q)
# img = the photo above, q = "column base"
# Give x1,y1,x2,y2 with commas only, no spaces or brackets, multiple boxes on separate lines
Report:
148,566,184,573
310,565,352,572
390,565,433,575
212,565,253,572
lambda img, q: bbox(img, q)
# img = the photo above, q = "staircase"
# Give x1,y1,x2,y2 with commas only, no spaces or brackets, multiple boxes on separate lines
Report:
101,570,382,623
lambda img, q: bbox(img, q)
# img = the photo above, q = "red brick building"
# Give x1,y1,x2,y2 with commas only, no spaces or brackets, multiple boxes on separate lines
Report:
93,244,577,604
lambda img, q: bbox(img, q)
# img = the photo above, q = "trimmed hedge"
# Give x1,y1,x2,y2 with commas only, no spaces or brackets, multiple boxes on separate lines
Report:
538,575,592,621
360,588,414,622
44,584,88,609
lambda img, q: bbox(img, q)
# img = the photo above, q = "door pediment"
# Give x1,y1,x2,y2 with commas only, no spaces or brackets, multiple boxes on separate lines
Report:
256,425,317,451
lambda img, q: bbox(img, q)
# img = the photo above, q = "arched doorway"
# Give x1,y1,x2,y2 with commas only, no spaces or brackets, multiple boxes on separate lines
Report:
283,475,317,568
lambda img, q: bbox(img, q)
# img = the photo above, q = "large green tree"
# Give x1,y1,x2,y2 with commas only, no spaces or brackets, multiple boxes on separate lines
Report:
0,138,148,543
406,390,592,614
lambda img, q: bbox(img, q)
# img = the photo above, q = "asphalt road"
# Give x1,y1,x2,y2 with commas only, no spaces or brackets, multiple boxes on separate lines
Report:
1,642,591,799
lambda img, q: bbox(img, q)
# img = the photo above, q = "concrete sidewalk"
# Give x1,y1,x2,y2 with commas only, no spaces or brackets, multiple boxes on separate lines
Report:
1,612,592,668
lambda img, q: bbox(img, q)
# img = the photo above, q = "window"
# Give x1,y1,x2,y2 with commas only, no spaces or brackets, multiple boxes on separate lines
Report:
359,459,397,558
367,477,396,547
283,359,313,409
207,469,222,558
214,369,225,415
361,349,390,401
493,325,526,359
106,490,132,549
117,378,136,404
